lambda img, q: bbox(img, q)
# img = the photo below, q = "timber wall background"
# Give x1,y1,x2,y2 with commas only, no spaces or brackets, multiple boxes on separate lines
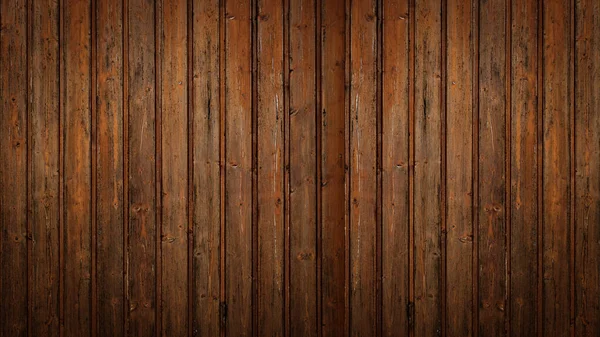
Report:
1,0,599,336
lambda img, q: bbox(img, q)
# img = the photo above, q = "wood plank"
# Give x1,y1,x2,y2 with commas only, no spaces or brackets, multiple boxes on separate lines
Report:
320,0,347,335
192,0,221,334
510,0,539,334
127,0,157,333
96,0,124,335
413,0,443,334
445,0,474,335
349,0,378,334
288,0,318,335
30,0,60,335
256,0,285,334
224,0,253,334
575,0,600,334
63,0,92,334
0,0,28,334
381,0,409,335
478,0,507,334
542,0,573,335
159,0,189,335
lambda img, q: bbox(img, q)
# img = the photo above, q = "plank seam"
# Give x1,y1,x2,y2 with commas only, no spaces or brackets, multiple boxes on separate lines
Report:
315,0,323,334
472,0,480,334
536,0,544,334
440,0,448,334
187,0,195,335
218,0,227,334
375,0,383,334
569,0,576,334
26,0,33,334
90,0,98,334
505,0,512,334
122,0,130,333
154,0,163,334
408,0,415,334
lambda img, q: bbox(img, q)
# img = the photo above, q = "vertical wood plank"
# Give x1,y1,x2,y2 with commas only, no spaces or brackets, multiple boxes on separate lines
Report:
63,0,92,334
320,0,347,334
381,0,409,335
30,0,60,334
413,0,443,335
542,0,572,335
349,0,378,334
159,0,189,335
446,0,474,335
510,0,539,334
225,0,253,334
0,0,28,335
256,0,285,334
478,0,507,335
192,0,221,334
96,0,124,335
127,0,157,333
575,0,600,334
288,0,318,335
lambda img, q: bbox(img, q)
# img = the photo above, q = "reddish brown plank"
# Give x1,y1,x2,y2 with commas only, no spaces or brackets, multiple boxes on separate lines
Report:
349,0,378,334
96,0,125,335
224,0,253,335
542,0,573,335
127,0,157,334
413,0,443,334
192,0,221,334
30,0,60,335
320,0,347,335
256,0,285,334
510,0,539,334
288,0,318,335
478,0,507,335
381,0,409,335
446,0,474,335
0,0,28,335
62,0,93,335
159,0,189,335
575,0,600,334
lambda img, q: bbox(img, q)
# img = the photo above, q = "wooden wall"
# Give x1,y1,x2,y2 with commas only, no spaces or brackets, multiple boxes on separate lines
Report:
0,0,599,336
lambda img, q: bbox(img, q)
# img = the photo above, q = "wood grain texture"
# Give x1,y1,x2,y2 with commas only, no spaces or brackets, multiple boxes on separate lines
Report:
0,0,598,336
30,0,60,335
575,0,600,335
192,0,221,335
96,0,124,335
288,0,318,335
0,0,28,335
127,0,157,334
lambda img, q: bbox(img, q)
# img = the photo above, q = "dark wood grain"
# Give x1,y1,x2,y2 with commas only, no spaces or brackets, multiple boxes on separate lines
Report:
575,0,600,334
446,0,474,335
288,0,318,335
192,0,221,335
224,0,253,335
127,0,157,334
160,0,189,335
543,0,573,335
96,0,124,335
510,0,539,334
0,0,28,335
29,0,60,335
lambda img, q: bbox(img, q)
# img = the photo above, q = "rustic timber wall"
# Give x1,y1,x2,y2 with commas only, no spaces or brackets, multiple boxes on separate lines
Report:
1,0,599,336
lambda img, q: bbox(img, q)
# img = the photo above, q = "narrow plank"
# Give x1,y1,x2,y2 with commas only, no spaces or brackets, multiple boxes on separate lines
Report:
224,0,253,334
96,0,125,335
510,0,539,334
542,0,572,335
256,0,285,334
478,0,507,334
63,0,92,334
192,0,220,334
159,0,189,335
413,0,443,334
446,0,474,335
30,0,60,335
381,0,409,334
0,0,28,334
127,0,157,333
320,0,347,334
349,0,378,334
288,0,318,335
575,0,600,334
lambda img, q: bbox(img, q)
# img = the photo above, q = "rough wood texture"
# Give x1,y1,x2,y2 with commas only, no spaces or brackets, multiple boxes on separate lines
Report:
0,0,598,336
